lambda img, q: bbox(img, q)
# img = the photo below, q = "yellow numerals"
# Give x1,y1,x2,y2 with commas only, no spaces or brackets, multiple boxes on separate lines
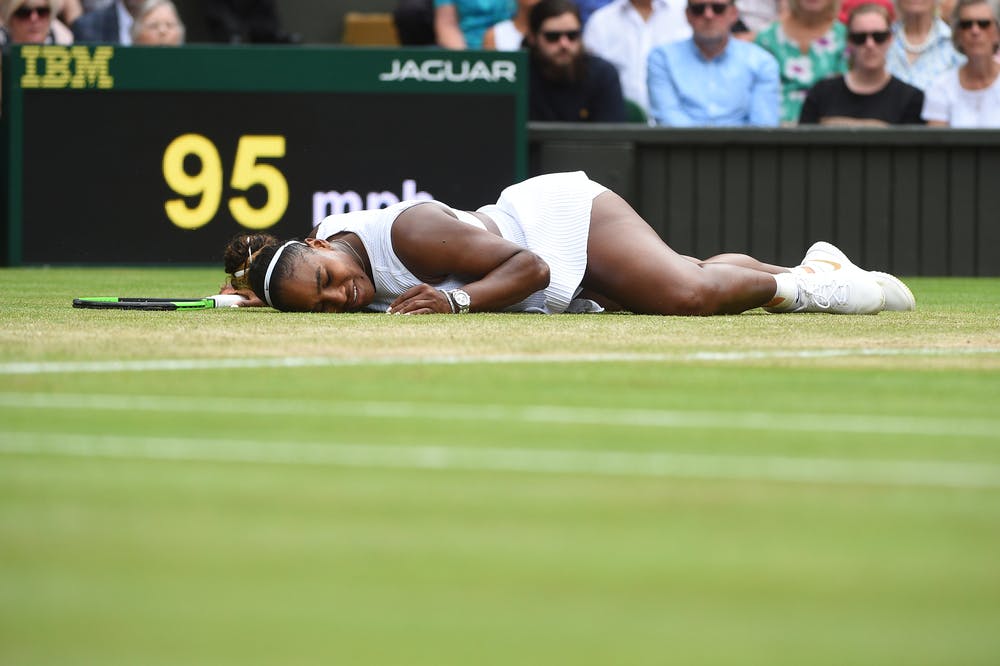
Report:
162,134,288,230
163,134,223,230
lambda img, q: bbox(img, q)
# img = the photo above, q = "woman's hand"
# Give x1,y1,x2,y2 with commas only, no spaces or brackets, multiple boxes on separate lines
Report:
219,283,266,307
388,284,452,315
390,204,551,313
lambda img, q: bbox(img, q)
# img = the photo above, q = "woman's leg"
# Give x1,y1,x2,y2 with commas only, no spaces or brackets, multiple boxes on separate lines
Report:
581,192,779,315
701,253,792,275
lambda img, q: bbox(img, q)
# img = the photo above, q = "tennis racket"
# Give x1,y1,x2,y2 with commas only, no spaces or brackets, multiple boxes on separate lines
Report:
73,295,246,310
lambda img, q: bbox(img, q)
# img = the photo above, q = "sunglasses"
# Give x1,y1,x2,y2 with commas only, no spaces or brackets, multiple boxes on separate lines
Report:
540,29,581,43
958,18,994,29
13,5,51,19
848,30,891,45
687,2,732,15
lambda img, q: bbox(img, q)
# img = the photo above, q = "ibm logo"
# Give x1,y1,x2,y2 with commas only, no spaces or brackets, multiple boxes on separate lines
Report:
19,45,115,89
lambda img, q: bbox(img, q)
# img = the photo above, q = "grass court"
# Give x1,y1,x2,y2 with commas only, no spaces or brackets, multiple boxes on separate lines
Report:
1,267,999,665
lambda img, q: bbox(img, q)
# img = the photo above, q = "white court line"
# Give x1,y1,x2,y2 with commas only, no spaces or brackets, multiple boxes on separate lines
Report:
1,392,998,439
0,347,998,375
1,431,998,489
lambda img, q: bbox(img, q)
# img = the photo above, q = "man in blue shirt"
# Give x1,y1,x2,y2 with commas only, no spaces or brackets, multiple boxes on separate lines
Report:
647,0,780,126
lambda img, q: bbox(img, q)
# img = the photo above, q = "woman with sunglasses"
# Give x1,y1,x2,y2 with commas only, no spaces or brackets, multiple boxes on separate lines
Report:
220,171,915,316
754,0,848,123
922,0,1000,125
0,0,61,45
799,3,925,124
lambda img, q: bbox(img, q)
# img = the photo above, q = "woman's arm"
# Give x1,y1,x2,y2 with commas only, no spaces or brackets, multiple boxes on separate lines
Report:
482,25,497,50
434,3,468,49
388,204,551,314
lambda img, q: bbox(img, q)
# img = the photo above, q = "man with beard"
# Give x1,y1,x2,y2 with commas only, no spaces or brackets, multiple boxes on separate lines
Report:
647,0,780,125
527,0,627,121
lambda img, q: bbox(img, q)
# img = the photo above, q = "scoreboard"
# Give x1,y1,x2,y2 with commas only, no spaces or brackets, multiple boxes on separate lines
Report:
1,45,527,265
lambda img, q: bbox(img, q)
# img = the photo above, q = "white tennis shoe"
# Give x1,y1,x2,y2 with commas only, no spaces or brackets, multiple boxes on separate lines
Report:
868,271,916,312
797,241,856,274
796,241,915,311
766,271,885,314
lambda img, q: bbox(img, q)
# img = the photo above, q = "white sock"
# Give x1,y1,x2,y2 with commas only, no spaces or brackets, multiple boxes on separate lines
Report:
767,273,802,312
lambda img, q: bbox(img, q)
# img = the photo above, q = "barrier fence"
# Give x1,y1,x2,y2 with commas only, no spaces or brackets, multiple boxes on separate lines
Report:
530,124,1000,277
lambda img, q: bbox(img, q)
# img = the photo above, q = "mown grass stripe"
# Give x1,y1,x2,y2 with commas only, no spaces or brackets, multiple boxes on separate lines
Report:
1,392,998,439
1,347,998,375
1,432,998,489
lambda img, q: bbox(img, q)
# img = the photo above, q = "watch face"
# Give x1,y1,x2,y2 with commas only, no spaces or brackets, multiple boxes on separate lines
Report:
454,290,471,307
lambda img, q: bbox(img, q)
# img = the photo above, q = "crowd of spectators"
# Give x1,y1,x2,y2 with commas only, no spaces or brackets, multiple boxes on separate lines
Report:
0,0,996,126
387,0,997,126
0,0,288,47
0,0,185,46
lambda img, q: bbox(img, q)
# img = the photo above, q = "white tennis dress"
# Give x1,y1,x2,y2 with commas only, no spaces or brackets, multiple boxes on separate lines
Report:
313,172,608,314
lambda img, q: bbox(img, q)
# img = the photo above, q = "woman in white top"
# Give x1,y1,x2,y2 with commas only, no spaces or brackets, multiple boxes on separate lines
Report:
483,0,538,49
221,172,913,316
923,0,1000,125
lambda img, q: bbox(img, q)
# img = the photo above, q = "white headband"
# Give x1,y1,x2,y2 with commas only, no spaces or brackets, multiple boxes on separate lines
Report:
263,241,305,308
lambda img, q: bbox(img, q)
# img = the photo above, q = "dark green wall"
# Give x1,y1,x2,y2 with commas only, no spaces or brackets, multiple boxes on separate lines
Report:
530,125,1000,277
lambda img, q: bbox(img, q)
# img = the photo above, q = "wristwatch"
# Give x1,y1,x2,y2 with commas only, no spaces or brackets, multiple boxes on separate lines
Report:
447,289,471,314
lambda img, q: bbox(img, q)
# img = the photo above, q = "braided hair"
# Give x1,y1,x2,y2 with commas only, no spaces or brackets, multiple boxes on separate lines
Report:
223,233,277,290
222,233,312,310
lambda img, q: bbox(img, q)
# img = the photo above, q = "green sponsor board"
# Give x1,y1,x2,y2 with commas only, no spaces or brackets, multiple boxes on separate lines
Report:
2,45,527,265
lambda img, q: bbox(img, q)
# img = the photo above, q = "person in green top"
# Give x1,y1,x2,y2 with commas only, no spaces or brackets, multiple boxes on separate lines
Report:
755,0,849,122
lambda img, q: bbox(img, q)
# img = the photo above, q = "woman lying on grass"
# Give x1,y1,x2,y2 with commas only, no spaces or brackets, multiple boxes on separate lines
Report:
221,171,914,315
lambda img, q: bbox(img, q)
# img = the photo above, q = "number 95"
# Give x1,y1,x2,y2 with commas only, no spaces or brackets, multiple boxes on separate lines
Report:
162,133,289,230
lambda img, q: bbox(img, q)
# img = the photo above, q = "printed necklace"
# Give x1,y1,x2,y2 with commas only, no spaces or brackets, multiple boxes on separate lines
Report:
898,27,933,53
331,239,365,268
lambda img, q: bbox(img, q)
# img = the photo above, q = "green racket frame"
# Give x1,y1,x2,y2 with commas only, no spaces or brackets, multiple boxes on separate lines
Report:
73,297,219,311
